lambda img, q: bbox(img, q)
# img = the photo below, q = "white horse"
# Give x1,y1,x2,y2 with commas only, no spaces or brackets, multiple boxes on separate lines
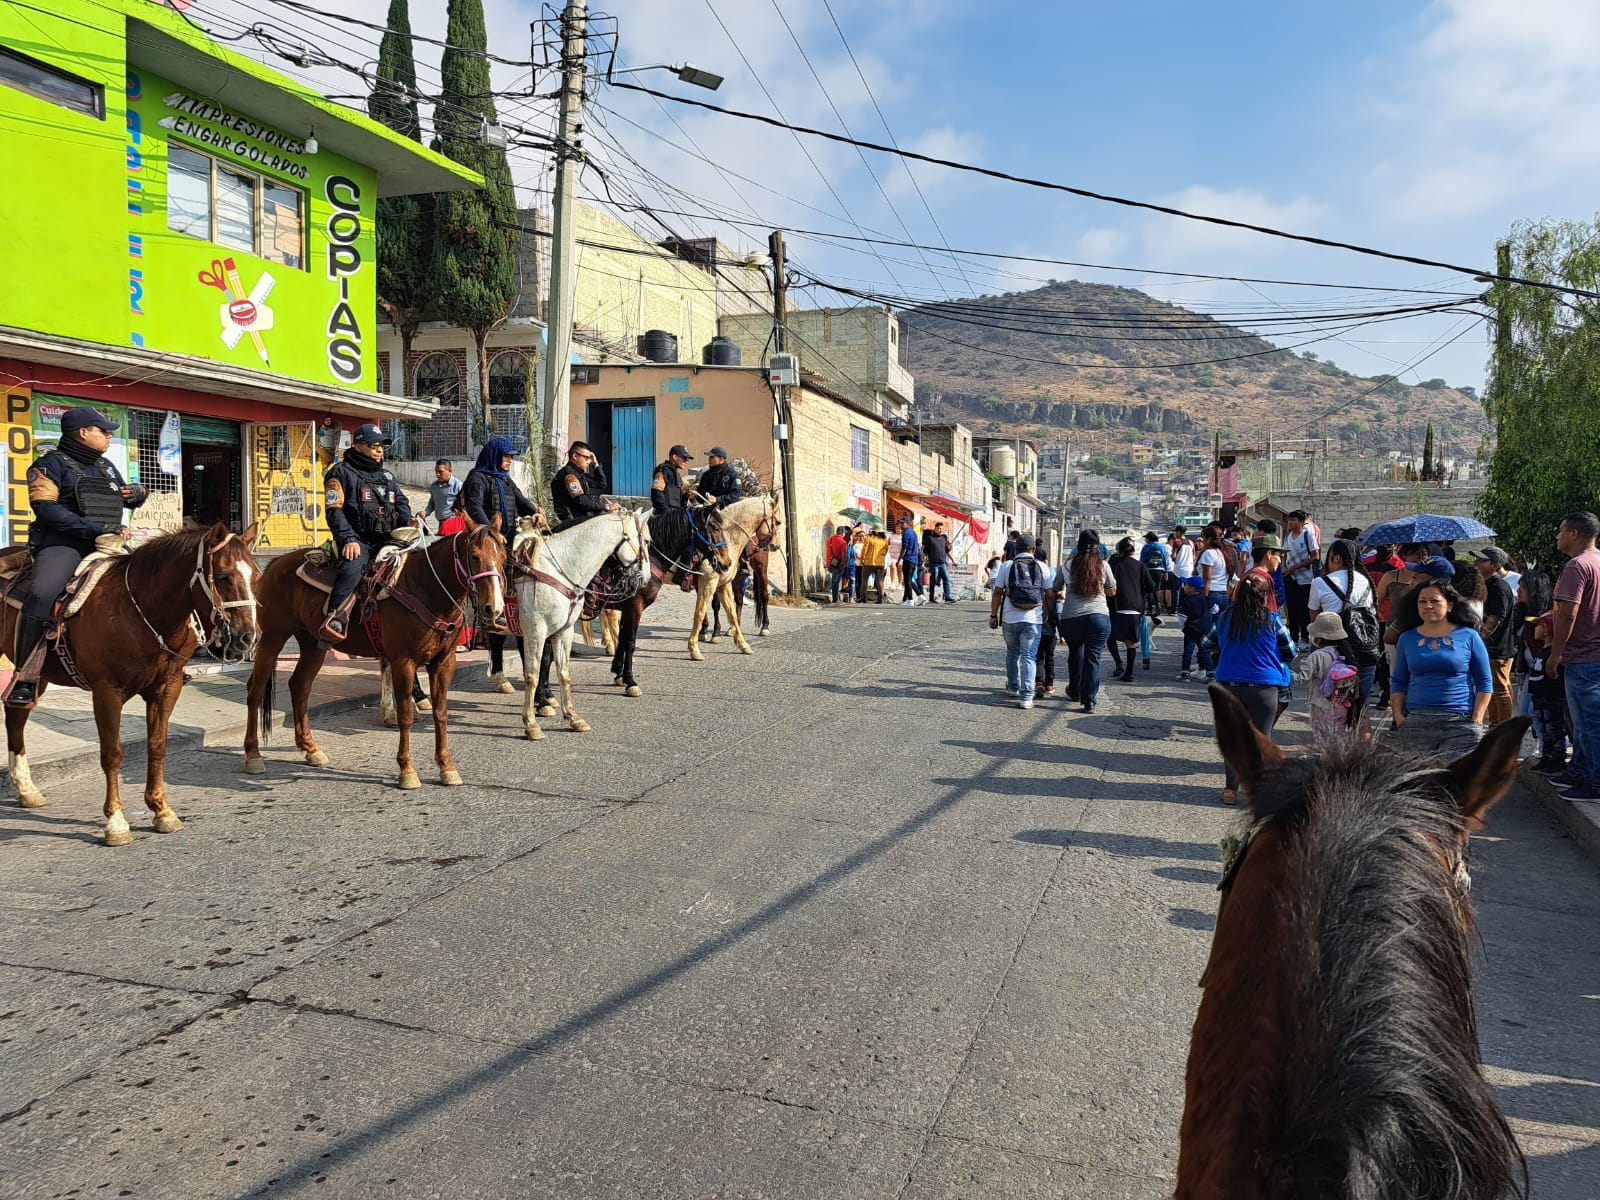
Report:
686,496,779,661
516,509,646,740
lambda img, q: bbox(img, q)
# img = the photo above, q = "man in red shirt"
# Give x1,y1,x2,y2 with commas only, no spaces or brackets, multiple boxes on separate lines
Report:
1242,533,1283,612
825,525,849,604
1549,511,1600,797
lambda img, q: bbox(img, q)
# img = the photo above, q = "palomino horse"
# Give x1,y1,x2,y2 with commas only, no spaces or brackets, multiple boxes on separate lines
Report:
707,534,775,642
1180,685,1529,1200
242,517,506,789
513,509,645,740
686,496,779,660
1,524,261,845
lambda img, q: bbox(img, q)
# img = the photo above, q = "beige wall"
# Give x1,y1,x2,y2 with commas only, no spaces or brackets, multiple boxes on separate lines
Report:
721,306,911,416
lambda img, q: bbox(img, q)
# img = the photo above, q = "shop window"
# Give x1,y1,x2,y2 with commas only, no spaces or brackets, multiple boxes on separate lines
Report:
850,424,870,472
488,352,531,406
165,143,305,269
415,353,462,406
0,44,104,119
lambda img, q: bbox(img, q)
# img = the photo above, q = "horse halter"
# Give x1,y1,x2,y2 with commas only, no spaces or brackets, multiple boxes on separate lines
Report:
189,533,258,660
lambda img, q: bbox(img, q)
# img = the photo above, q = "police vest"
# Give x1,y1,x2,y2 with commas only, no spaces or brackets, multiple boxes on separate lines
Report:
343,465,401,541
37,451,122,543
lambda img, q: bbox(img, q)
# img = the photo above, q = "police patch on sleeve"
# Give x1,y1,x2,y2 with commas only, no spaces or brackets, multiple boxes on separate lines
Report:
565,476,584,497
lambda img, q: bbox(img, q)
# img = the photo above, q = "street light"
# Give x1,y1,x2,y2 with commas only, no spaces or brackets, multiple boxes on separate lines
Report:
610,62,724,90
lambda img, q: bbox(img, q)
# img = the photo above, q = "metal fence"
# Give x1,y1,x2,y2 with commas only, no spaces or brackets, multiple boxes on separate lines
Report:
382,406,538,462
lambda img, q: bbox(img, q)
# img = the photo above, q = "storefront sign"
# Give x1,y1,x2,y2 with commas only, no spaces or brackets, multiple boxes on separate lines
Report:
158,410,182,475
271,485,307,516
133,490,183,537
157,90,311,177
323,176,364,382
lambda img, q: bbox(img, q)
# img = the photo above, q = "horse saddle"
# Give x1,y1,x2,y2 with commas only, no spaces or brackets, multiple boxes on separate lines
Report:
295,535,419,596
0,544,126,619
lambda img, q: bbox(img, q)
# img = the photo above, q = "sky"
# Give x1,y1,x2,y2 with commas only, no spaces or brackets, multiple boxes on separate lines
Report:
190,0,1600,391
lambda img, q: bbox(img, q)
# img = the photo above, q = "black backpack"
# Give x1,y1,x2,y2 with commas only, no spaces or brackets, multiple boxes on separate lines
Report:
1006,557,1045,609
1326,573,1380,666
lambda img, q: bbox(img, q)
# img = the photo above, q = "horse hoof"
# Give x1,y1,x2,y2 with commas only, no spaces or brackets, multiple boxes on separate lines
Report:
416,698,433,713
739,644,755,656
104,828,135,847
625,685,641,697
612,676,625,688
689,650,703,662
536,702,558,718
152,812,183,834
440,769,463,786
759,628,770,637
525,725,546,741
710,635,723,644
16,790,47,809
242,756,266,776
397,769,422,790
305,750,330,767
570,719,591,733
383,714,398,729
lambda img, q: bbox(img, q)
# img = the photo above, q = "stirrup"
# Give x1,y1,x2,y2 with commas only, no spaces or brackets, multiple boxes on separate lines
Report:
318,615,349,643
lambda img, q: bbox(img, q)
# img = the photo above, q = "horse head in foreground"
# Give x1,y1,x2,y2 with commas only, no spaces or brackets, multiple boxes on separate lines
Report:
1179,684,1530,1200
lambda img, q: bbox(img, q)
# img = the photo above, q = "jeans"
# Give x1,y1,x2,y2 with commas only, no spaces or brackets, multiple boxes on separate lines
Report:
1059,612,1111,705
1563,661,1600,787
861,566,884,603
928,562,952,601
1181,629,1214,673
903,562,923,602
1003,621,1043,696
1035,628,1057,690
1530,689,1569,761
1285,577,1313,643
829,565,846,603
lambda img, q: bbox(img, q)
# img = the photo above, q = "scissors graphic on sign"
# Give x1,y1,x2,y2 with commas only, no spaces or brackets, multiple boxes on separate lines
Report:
196,257,275,364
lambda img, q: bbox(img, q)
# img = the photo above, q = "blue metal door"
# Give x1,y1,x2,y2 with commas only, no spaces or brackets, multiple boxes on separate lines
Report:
609,401,656,497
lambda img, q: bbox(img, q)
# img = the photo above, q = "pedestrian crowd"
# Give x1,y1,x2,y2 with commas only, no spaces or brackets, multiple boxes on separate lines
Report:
827,515,970,607
984,509,1600,804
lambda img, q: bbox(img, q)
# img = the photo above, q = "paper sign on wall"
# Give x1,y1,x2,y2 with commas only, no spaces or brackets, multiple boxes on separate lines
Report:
158,411,182,475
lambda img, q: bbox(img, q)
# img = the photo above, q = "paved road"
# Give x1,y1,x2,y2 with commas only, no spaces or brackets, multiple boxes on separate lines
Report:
2,598,1596,1198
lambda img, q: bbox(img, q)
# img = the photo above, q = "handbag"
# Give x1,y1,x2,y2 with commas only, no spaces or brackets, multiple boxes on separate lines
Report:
1327,572,1381,666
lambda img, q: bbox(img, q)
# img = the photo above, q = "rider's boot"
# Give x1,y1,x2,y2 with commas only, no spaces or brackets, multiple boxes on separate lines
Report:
318,593,356,643
6,614,49,706
679,551,702,593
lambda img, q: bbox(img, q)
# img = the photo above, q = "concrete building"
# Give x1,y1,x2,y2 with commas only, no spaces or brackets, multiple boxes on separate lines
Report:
719,306,913,424
0,0,477,552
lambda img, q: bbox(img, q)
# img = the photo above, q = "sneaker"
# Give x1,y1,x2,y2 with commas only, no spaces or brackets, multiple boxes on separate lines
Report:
1143,658,1151,670
1178,670,1192,681
1043,684,1055,694
1534,757,1568,774
1020,697,1034,710
1203,672,1215,682
1562,785,1600,800
1549,772,1584,788
1005,687,1019,698
900,599,915,606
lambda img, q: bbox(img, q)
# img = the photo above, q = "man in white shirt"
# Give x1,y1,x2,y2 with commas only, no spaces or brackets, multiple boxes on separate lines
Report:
1282,509,1320,643
989,532,1048,708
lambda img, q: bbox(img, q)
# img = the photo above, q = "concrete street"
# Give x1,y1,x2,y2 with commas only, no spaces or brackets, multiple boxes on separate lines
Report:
1,597,1597,1199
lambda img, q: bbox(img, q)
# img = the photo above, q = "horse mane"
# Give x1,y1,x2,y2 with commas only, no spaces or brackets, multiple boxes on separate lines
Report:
1248,741,1525,1200
647,508,702,557
122,526,214,593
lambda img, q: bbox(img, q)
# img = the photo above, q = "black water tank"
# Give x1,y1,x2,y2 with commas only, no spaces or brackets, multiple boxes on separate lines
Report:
702,336,741,366
639,329,679,363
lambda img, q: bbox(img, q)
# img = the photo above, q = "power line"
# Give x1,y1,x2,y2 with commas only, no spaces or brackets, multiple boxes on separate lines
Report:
610,79,1600,302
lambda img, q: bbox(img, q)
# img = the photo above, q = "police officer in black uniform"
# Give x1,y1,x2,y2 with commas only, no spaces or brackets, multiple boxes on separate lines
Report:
550,442,617,524
696,446,742,509
8,406,148,706
650,444,692,515
320,422,414,641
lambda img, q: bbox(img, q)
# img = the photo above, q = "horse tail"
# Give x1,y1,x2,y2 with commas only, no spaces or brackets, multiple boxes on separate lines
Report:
260,666,275,744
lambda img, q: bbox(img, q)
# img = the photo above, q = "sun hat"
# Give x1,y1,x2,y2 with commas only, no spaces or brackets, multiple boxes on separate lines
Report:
1416,556,1457,580
1308,612,1348,642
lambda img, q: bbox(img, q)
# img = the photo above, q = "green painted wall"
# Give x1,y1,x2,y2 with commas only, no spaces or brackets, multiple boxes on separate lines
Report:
0,0,379,391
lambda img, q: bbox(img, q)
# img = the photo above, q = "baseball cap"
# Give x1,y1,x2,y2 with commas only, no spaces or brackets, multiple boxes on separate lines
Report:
1416,556,1457,580
60,406,118,434
1014,532,1037,551
1182,575,1205,590
669,444,693,460
705,445,728,458
1252,533,1283,551
354,422,392,445
1471,545,1512,566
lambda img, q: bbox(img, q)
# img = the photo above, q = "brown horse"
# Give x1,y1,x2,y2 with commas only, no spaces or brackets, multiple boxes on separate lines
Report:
1,524,262,845
1180,685,1529,1200
242,518,506,789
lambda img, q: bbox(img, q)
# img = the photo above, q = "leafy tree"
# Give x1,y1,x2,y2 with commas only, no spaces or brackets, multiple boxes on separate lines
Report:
1421,422,1436,481
1481,219,1600,561
428,0,519,445
369,0,431,383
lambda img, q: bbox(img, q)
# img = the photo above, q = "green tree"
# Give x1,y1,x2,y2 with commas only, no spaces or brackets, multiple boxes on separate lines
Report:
429,0,520,445
369,0,432,392
1421,421,1436,481
1481,219,1600,561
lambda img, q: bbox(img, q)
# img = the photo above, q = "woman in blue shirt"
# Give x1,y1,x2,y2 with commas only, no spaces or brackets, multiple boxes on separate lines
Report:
1202,574,1296,803
1388,579,1492,758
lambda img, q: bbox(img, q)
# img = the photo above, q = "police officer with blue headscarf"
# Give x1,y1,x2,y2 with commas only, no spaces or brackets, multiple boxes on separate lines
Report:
320,422,413,642
8,407,147,705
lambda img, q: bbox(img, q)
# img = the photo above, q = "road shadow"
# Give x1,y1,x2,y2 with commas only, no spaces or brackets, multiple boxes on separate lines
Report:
1013,828,1222,863
929,773,1221,808
946,738,1217,778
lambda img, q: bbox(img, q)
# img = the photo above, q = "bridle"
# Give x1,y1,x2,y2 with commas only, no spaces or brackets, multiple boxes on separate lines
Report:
125,533,259,663
421,527,506,633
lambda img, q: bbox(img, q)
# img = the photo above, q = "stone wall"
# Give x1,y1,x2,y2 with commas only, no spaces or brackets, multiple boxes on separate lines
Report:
1253,482,1487,536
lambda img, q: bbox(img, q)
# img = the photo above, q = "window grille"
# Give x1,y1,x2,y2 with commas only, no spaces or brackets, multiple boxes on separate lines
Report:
130,410,182,496
488,351,531,407
850,425,871,472
414,353,462,406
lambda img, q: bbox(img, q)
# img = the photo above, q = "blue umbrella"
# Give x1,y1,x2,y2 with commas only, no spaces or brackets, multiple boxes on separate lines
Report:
1355,513,1495,546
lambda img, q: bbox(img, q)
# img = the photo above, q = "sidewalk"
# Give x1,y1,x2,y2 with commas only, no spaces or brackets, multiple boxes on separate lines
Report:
1521,764,1600,865
0,649,401,792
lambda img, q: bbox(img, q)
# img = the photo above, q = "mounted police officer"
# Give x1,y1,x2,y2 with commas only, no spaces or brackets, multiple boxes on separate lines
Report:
320,422,414,642
8,406,148,706
696,445,742,509
651,444,692,515
550,441,616,525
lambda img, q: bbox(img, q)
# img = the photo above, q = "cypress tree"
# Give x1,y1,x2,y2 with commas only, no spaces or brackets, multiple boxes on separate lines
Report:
1421,422,1435,482
428,0,519,446
369,0,431,392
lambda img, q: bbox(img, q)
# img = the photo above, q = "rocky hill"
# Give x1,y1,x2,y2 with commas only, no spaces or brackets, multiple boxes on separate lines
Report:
899,281,1487,456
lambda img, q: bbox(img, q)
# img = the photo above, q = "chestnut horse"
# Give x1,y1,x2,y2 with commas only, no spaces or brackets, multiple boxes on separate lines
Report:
1,523,262,845
1180,685,1529,1200
242,518,506,789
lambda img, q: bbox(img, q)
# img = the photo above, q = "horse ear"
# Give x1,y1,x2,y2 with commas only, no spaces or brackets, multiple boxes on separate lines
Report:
1208,683,1283,795
206,520,231,546
461,512,477,531
1442,716,1531,829
492,512,503,533
239,522,260,548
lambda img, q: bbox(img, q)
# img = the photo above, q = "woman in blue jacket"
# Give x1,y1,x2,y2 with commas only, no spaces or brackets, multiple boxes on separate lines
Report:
1202,574,1296,803
463,437,539,693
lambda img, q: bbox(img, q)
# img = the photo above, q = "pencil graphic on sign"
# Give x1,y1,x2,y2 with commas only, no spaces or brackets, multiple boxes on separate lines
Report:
199,257,276,365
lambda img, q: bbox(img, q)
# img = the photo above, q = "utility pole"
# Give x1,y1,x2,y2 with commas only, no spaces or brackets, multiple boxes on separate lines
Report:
770,229,803,595
540,1,586,459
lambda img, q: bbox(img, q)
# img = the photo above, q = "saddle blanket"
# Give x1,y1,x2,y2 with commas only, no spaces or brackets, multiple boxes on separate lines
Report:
296,538,419,595
0,546,124,619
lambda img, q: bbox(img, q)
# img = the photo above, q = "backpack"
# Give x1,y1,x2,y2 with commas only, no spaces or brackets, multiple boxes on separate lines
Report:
1326,572,1380,666
1320,654,1360,711
1140,542,1165,570
1006,557,1045,609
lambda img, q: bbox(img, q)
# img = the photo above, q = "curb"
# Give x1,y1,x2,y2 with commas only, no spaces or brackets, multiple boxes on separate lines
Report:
5,689,381,795
1519,764,1600,868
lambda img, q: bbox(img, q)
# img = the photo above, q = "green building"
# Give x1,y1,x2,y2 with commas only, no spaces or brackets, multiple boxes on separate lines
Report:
0,0,479,550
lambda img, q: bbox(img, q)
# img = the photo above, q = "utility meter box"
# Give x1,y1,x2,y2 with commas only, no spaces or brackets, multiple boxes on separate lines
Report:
767,353,799,387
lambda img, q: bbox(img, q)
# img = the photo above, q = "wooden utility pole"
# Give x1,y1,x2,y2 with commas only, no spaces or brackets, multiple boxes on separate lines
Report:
540,1,586,458
770,230,803,593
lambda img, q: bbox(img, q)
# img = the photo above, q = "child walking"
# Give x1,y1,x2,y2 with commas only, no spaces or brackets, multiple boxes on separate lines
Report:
1518,570,1568,772
1296,612,1360,749
1176,575,1215,681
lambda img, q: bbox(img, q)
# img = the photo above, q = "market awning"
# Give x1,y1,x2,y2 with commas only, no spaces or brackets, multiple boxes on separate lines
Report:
887,486,981,521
